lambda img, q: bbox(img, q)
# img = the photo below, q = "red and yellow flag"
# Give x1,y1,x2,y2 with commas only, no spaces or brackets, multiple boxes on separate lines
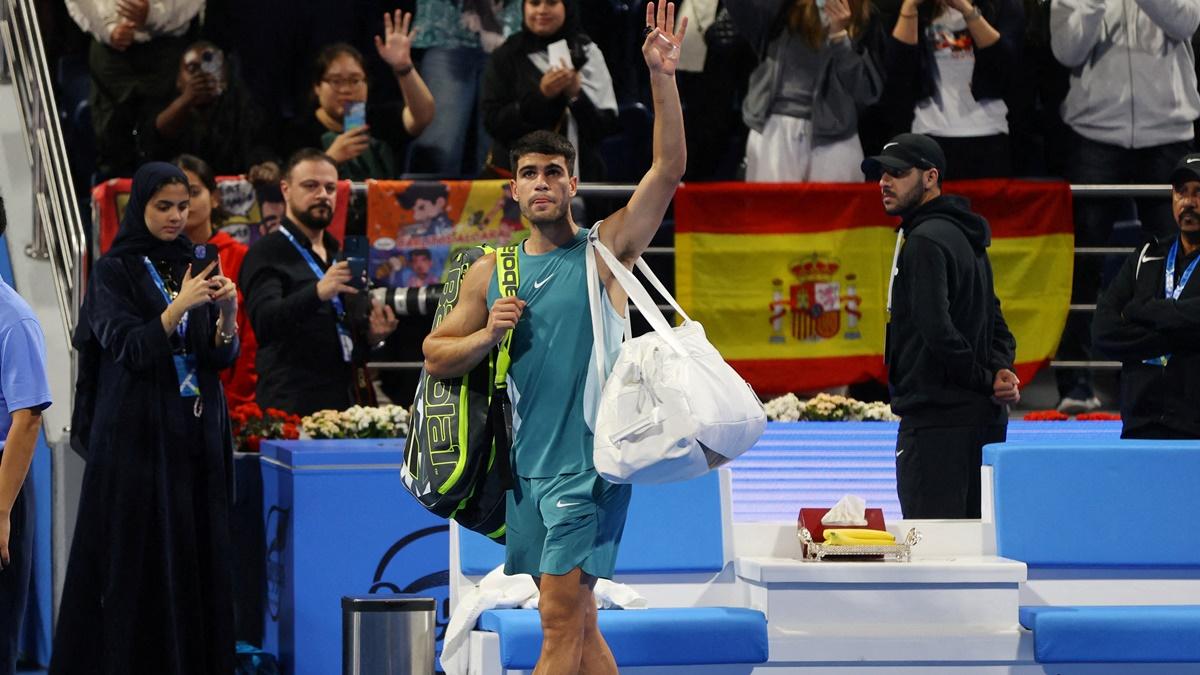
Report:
674,180,1074,396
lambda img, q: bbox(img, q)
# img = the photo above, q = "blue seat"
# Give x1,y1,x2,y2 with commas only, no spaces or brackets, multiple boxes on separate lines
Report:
480,607,769,669
456,470,769,671
1019,606,1200,663
985,441,1200,665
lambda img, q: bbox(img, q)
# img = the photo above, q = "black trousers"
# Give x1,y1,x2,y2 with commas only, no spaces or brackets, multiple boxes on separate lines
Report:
895,423,1007,519
0,473,32,675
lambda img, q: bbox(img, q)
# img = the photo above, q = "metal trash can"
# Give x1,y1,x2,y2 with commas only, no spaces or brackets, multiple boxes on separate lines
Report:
342,595,436,675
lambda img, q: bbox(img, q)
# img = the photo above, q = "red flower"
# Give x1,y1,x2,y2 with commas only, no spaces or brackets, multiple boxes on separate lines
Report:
282,423,298,439
1023,410,1069,421
247,435,261,452
1075,412,1121,421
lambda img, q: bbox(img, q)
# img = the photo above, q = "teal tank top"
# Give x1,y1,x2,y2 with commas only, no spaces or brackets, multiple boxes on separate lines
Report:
487,228,624,478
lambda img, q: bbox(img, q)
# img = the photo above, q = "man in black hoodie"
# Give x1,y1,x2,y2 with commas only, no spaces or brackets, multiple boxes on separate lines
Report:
1092,153,1200,440
862,133,1020,519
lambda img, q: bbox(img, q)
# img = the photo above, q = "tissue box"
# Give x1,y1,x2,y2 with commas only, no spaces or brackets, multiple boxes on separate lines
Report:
798,508,888,558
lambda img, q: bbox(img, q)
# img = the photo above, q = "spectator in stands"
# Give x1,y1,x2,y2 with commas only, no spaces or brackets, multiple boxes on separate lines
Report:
53,162,239,674
285,12,435,182
175,154,259,409
66,0,203,177
409,0,523,176
1092,153,1200,439
141,42,279,177
241,149,399,416
481,0,620,180
730,0,884,182
862,133,1019,518
1049,0,1199,413
883,0,1024,178
0,196,53,675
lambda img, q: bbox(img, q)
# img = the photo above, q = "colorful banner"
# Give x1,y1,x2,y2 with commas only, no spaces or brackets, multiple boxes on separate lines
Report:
674,180,1074,396
92,177,352,254
366,179,528,286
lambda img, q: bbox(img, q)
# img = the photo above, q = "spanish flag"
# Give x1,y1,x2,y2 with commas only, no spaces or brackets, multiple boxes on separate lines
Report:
674,180,1074,396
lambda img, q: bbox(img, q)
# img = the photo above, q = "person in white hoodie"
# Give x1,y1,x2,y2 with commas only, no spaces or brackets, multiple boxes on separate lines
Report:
1049,0,1200,413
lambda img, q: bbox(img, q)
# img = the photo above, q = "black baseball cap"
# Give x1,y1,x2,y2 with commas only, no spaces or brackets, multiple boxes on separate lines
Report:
1169,153,1200,187
861,133,947,179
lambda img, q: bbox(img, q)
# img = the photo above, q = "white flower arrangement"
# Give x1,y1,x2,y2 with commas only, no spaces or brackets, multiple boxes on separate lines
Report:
301,404,411,439
763,392,899,422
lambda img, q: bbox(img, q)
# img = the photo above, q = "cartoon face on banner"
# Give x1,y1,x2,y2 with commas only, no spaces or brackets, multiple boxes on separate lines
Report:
367,179,528,288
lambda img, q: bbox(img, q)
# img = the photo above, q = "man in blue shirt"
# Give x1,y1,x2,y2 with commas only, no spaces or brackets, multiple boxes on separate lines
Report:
423,4,688,672
0,194,54,675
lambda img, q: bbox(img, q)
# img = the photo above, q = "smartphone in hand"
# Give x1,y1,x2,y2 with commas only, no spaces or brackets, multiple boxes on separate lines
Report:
190,243,220,279
344,101,367,132
341,235,370,290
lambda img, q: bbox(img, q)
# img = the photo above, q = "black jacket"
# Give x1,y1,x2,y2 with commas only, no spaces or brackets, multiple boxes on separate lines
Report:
1092,238,1200,438
480,35,619,179
240,219,372,416
886,195,1016,428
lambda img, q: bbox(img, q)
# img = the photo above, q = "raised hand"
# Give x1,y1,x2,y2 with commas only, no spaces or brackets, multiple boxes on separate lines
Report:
326,126,372,163
181,71,220,107
110,21,135,51
116,0,149,28
174,261,219,312
317,260,358,300
642,1,687,77
539,66,575,99
825,0,852,35
210,274,238,315
374,10,415,73
369,300,399,343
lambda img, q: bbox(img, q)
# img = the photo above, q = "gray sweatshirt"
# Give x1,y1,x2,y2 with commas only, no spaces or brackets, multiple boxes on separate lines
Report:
1051,0,1200,148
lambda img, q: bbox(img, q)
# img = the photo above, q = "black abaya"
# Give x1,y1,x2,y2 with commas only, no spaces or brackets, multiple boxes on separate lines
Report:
52,163,238,674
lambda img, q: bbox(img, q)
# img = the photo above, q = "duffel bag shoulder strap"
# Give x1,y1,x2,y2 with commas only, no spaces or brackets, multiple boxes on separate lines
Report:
494,244,521,387
586,226,688,357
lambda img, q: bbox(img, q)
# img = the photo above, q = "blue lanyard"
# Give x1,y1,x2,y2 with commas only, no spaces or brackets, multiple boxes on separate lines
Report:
1165,238,1199,301
143,257,188,338
280,226,345,321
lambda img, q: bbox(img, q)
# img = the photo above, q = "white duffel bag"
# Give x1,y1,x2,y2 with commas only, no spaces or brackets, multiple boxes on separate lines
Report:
585,227,766,484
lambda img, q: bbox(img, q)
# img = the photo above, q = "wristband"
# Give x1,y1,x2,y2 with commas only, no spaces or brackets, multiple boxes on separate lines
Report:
394,64,414,77
828,29,849,42
963,6,983,21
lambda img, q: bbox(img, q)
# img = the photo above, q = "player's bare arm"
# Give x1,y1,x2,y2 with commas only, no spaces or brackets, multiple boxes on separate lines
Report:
422,253,526,379
599,1,688,265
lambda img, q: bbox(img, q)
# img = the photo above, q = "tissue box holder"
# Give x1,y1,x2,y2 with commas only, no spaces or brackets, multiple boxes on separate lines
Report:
797,508,920,562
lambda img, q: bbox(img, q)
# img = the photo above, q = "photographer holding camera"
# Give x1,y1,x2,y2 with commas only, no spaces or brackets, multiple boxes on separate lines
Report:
142,41,280,177
241,149,399,416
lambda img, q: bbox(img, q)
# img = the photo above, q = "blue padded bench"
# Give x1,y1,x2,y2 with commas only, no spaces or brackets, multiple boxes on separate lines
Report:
454,470,769,671
480,607,769,669
985,441,1200,665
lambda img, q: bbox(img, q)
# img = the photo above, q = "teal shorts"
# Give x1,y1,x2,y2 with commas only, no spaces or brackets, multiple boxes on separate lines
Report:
504,470,632,579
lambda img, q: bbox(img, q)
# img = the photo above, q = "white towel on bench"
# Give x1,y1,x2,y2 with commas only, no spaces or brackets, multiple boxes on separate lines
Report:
442,566,647,675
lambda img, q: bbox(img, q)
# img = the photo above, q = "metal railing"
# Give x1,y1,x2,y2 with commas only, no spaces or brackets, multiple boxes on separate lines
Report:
362,181,1170,372
1,0,87,338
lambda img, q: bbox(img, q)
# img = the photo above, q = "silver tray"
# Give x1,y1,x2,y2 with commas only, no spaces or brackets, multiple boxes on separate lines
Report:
798,527,921,562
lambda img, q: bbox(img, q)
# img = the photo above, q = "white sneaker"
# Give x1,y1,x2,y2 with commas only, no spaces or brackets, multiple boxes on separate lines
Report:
1057,396,1101,415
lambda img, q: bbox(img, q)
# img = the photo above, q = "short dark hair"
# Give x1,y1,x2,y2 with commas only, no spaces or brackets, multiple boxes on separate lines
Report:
284,148,337,179
0,193,6,239
509,131,576,177
409,248,432,260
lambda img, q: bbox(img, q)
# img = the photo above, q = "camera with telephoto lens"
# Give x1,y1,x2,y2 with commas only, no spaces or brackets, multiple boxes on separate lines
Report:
369,285,443,316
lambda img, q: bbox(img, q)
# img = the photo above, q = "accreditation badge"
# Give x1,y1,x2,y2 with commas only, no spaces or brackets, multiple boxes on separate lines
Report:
174,354,202,398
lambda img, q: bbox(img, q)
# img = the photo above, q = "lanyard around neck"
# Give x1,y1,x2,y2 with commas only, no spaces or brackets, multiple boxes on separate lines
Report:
143,257,188,338
280,226,345,320
1165,238,1199,301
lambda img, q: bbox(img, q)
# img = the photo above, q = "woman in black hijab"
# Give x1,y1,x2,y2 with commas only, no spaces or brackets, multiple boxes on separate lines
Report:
52,163,240,675
480,0,620,179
